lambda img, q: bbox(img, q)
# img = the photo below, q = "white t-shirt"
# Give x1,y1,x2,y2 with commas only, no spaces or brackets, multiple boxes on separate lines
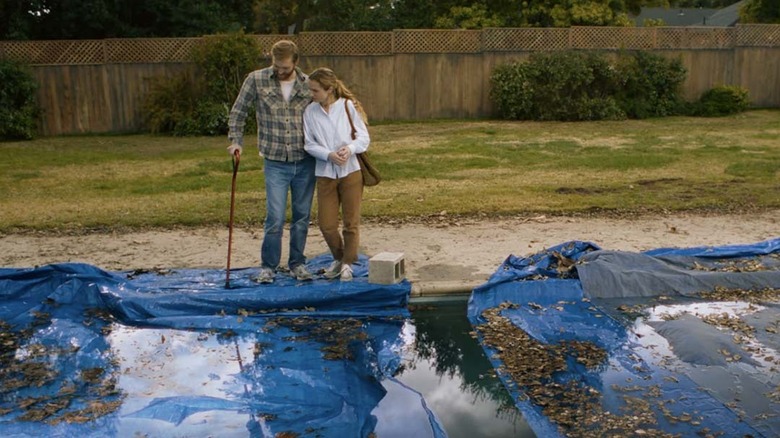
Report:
280,78,295,101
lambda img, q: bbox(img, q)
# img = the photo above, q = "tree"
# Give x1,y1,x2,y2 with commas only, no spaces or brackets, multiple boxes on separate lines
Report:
0,0,32,40
434,4,504,29
521,0,635,27
740,0,780,23
0,0,255,40
250,0,309,34
303,0,396,31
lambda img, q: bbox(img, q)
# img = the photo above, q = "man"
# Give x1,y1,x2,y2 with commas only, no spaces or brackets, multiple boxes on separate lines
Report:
227,40,315,283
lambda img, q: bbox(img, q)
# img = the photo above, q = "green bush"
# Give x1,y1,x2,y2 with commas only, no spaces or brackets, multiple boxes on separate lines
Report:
490,51,626,121
489,61,532,120
490,50,688,121
143,31,261,135
614,51,687,119
192,101,231,136
192,31,262,104
695,85,750,117
0,59,40,140
143,73,201,135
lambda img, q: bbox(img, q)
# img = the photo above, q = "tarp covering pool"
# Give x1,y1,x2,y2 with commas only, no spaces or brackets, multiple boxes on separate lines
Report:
468,238,780,438
0,255,446,437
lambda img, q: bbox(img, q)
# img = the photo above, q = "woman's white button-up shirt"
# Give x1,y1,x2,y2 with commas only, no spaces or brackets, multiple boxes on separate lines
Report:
303,98,370,179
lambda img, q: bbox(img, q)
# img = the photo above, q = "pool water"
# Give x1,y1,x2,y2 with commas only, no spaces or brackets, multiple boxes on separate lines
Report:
394,298,535,438
6,292,534,437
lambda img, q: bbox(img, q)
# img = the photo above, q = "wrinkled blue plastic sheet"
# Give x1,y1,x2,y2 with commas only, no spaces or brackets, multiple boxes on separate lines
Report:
468,238,780,438
0,254,446,437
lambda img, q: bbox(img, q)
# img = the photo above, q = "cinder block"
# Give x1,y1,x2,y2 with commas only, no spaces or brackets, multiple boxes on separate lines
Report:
369,252,405,284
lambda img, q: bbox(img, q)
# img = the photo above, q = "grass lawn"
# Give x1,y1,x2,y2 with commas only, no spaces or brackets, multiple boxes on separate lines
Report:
1,110,778,233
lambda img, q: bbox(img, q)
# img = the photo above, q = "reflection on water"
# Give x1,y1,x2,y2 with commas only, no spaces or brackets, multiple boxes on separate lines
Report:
393,300,535,438
42,299,534,437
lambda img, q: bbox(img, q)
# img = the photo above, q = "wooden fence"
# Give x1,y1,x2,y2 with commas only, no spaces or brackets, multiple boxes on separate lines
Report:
2,25,779,136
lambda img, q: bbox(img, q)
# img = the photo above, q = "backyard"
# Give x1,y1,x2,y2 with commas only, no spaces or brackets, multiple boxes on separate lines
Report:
1,111,778,284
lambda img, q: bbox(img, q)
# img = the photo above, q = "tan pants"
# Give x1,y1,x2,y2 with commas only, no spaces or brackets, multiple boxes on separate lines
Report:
316,170,363,265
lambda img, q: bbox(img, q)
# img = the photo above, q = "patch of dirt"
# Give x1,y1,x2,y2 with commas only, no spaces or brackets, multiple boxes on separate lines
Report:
0,211,777,286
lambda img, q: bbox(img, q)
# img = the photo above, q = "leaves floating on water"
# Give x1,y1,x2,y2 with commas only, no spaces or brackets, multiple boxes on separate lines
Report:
267,316,369,361
0,318,126,424
475,303,690,438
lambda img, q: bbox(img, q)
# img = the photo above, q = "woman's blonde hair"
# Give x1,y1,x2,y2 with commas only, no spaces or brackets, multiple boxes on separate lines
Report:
309,68,368,123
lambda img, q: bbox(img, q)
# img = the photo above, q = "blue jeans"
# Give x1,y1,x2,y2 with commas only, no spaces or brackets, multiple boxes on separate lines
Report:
261,156,316,270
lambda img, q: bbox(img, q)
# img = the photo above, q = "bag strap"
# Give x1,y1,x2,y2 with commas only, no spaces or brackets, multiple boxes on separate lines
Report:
344,99,357,140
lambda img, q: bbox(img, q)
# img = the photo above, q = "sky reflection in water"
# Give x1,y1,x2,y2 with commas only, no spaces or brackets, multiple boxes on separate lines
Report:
103,299,532,437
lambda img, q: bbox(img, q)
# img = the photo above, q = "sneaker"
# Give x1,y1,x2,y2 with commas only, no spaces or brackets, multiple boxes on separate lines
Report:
254,267,274,284
323,260,343,280
290,264,313,281
340,264,353,282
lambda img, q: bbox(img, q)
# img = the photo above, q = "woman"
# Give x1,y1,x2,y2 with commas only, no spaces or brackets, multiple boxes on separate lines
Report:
303,68,370,281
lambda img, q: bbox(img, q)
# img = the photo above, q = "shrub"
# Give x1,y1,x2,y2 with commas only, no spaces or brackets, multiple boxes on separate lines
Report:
490,51,689,121
192,31,262,104
0,59,40,140
489,61,532,120
143,31,261,135
614,51,687,119
143,73,201,135
695,85,750,117
490,51,626,121
192,101,231,136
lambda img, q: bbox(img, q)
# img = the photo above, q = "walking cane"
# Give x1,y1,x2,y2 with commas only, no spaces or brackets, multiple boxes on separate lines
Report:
225,150,240,288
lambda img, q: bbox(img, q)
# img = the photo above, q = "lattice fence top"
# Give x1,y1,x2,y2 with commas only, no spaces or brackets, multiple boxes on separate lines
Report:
0,40,104,64
250,35,299,56
571,27,657,50
393,29,482,53
483,28,569,51
738,24,780,47
657,27,735,49
105,38,200,63
2,25,779,65
299,32,392,55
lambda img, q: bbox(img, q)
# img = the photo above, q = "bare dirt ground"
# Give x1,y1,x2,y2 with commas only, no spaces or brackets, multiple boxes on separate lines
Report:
1,211,778,293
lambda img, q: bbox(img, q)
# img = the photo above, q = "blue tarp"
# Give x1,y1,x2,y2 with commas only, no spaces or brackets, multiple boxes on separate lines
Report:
0,255,446,437
469,238,780,438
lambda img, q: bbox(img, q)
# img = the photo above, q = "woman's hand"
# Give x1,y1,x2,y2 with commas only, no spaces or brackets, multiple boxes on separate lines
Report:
328,151,347,166
336,146,351,159
329,146,352,166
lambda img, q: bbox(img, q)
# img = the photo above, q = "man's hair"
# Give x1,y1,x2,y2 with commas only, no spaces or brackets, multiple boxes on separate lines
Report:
271,40,299,63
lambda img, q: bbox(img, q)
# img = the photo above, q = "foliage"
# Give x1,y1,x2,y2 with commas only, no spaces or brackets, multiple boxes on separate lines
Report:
144,32,260,136
740,0,780,23
491,50,688,121
521,0,636,27
694,85,750,116
304,0,396,31
192,32,262,104
0,0,253,40
142,74,201,135
614,51,687,119
490,51,626,121
434,4,503,29
250,0,310,34
642,18,666,26
2,0,674,38
0,59,40,140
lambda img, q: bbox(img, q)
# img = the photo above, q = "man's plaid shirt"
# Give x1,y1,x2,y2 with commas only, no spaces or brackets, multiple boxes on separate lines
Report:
228,66,311,162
